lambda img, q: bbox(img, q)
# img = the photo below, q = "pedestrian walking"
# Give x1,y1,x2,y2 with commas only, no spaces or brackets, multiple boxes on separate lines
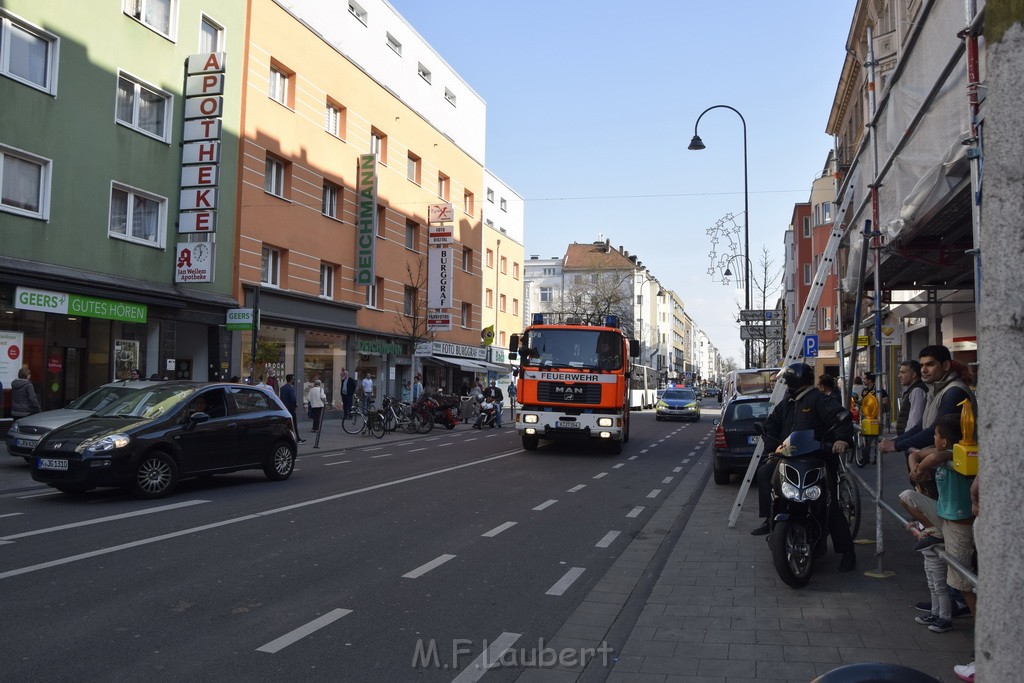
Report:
412,374,423,402
280,374,306,444
307,379,327,433
11,367,41,418
339,369,356,418
507,380,517,419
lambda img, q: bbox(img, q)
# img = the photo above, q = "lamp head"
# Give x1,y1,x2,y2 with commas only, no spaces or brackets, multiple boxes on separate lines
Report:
724,267,732,277
687,135,706,151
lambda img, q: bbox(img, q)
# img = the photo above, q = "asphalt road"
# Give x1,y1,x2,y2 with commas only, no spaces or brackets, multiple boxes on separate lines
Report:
0,405,718,682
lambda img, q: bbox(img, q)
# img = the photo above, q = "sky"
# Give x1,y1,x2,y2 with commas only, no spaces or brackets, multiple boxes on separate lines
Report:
388,0,856,363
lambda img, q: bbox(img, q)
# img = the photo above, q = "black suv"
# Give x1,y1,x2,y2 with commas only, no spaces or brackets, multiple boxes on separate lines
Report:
712,394,772,484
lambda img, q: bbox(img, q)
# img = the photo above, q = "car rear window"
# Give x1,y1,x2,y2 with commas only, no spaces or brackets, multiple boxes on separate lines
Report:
726,400,771,422
663,390,695,401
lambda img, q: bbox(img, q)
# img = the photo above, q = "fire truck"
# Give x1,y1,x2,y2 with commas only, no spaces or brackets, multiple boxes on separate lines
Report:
509,315,640,454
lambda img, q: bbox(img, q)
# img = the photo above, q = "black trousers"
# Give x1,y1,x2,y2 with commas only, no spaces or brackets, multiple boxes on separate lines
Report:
756,454,854,555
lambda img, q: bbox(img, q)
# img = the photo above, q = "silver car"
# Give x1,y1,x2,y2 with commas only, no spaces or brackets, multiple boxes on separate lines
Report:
6,380,161,461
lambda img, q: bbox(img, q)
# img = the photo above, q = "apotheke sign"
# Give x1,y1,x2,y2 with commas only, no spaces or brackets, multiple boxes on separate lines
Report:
15,287,147,324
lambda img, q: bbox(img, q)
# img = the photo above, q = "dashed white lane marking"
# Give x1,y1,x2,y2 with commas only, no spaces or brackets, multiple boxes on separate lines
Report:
464,438,478,442
672,467,682,473
410,448,427,452
324,460,351,467
682,459,691,464
425,437,441,441
16,491,60,499
365,446,383,451
533,499,558,511
256,608,352,653
371,453,393,459
482,522,517,538
628,456,638,461
612,463,625,469
567,484,586,493
647,489,662,498
403,554,457,579
394,441,414,447
546,567,586,596
640,449,649,454
0,500,211,542
451,631,522,683
0,512,23,519
626,506,644,518
595,531,621,548
593,472,608,479
662,477,674,484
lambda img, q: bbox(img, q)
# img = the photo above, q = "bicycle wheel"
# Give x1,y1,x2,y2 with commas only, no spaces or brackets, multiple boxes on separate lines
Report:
415,409,434,434
368,412,386,439
342,412,365,435
855,435,871,468
837,473,862,538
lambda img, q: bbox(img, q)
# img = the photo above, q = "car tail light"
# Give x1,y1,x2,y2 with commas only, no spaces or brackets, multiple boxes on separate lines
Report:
714,424,728,450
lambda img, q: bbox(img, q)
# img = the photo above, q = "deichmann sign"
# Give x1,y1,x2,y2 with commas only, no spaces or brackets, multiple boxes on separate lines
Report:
226,308,255,331
15,287,147,324
357,339,404,355
356,154,378,286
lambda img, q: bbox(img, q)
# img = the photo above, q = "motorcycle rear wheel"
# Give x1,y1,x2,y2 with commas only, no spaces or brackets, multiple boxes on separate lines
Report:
769,520,815,588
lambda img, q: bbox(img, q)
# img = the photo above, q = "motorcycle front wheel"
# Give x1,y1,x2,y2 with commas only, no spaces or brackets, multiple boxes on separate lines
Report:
769,520,815,588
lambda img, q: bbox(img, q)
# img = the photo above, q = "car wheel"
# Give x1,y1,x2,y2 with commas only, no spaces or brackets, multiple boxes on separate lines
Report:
264,441,295,481
132,452,178,499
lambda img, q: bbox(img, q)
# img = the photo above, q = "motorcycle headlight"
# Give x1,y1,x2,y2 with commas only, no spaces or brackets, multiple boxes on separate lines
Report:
804,485,822,501
77,433,131,454
781,481,801,500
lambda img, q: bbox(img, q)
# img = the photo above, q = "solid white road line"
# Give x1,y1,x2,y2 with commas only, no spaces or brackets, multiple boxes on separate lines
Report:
324,460,352,466
0,512,24,519
403,553,457,579
0,500,210,541
0,452,517,581
451,631,522,683
532,499,558,511
546,567,586,596
567,484,586,493
626,506,644,518
16,491,60,499
593,472,608,479
481,522,517,538
595,531,621,548
647,489,662,498
662,477,674,484
612,463,625,469
256,608,352,654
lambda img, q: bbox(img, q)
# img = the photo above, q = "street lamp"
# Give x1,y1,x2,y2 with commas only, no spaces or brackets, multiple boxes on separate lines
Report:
689,105,750,368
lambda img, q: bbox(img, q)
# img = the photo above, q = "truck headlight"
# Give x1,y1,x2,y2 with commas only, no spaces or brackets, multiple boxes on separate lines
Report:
523,414,538,424
597,417,613,427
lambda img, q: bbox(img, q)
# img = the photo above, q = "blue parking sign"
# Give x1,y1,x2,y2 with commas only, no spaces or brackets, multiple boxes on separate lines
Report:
804,335,819,358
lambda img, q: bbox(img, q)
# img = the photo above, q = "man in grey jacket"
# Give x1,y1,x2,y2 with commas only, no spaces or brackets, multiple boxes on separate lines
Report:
11,367,41,418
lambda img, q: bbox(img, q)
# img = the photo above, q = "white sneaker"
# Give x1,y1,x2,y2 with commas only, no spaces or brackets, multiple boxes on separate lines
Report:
953,661,975,682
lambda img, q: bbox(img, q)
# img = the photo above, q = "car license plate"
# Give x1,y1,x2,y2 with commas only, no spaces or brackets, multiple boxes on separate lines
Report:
16,438,38,448
556,421,580,429
747,436,757,445
37,458,69,471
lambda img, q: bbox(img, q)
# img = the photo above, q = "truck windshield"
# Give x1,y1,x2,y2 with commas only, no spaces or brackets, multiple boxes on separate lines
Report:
519,330,623,370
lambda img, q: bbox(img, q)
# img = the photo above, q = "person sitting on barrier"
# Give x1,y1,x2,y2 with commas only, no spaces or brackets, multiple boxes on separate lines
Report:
750,362,857,572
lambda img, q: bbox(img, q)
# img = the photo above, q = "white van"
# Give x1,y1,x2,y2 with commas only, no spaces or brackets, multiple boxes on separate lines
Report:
721,368,781,403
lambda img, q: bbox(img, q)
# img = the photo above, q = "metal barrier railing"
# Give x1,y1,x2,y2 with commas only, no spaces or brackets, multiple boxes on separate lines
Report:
848,425,978,588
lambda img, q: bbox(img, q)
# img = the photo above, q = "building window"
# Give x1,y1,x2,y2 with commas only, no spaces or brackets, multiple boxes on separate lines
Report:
261,246,280,287
513,262,520,280
500,256,507,274
461,303,471,327
499,331,506,347
0,11,59,94
198,15,223,52
268,63,291,106
485,289,493,308
499,294,506,312
319,263,334,298
463,189,474,215
803,263,811,285
124,0,175,38
0,145,50,220
417,62,431,83
403,287,417,316
365,277,382,308
348,1,367,25
370,128,387,164
539,287,552,303
109,183,165,246
116,73,171,141
803,216,811,237
462,248,473,272
407,152,420,184
376,205,386,239
542,267,556,276
325,100,345,138
437,172,449,200
405,219,418,249
512,299,519,316
265,155,286,197
822,201,833,223
484,218,494,228
386,32,401,55
444,88,456,106
499,198,507,212
485,249,494,269
486,188,494,203
322,181,339,218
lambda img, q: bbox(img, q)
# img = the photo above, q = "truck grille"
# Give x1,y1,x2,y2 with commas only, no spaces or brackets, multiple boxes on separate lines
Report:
537,382,602,404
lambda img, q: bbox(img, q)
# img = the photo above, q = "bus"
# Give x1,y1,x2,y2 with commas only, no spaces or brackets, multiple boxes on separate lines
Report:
630,364,659,409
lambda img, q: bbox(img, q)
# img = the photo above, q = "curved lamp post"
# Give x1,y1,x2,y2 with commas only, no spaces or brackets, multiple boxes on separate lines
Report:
689,105,750,368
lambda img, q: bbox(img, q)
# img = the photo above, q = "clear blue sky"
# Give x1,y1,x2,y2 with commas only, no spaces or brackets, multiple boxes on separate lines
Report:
389,0,856,364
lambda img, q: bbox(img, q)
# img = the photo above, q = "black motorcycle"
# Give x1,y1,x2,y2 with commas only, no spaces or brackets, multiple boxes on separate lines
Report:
755,425,860,588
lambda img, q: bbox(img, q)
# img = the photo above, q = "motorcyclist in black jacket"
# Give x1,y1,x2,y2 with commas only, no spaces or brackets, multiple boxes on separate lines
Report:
750,363,857,572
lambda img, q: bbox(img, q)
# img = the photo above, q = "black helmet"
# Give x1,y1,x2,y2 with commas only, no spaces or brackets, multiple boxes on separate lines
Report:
782,363,815,395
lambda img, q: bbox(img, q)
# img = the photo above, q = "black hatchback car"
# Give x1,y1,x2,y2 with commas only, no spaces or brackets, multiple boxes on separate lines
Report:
712,394,772,484
30,382,298,498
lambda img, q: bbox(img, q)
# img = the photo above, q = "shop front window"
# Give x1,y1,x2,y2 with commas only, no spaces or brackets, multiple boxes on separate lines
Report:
240,324,294,391
303,329,348,407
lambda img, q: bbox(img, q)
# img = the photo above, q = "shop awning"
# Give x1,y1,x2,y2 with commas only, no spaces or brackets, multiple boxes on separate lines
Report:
424,357,507,373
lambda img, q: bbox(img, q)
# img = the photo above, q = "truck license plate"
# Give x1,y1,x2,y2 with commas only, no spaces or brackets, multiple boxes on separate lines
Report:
556,421,580,429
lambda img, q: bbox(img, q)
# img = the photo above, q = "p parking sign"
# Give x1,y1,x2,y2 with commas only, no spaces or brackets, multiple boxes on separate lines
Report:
803,334,819,358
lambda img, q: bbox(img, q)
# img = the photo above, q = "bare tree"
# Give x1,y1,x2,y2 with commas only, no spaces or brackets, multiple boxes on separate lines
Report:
561,269,634,331
392,254,437,373
740,247,784,367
